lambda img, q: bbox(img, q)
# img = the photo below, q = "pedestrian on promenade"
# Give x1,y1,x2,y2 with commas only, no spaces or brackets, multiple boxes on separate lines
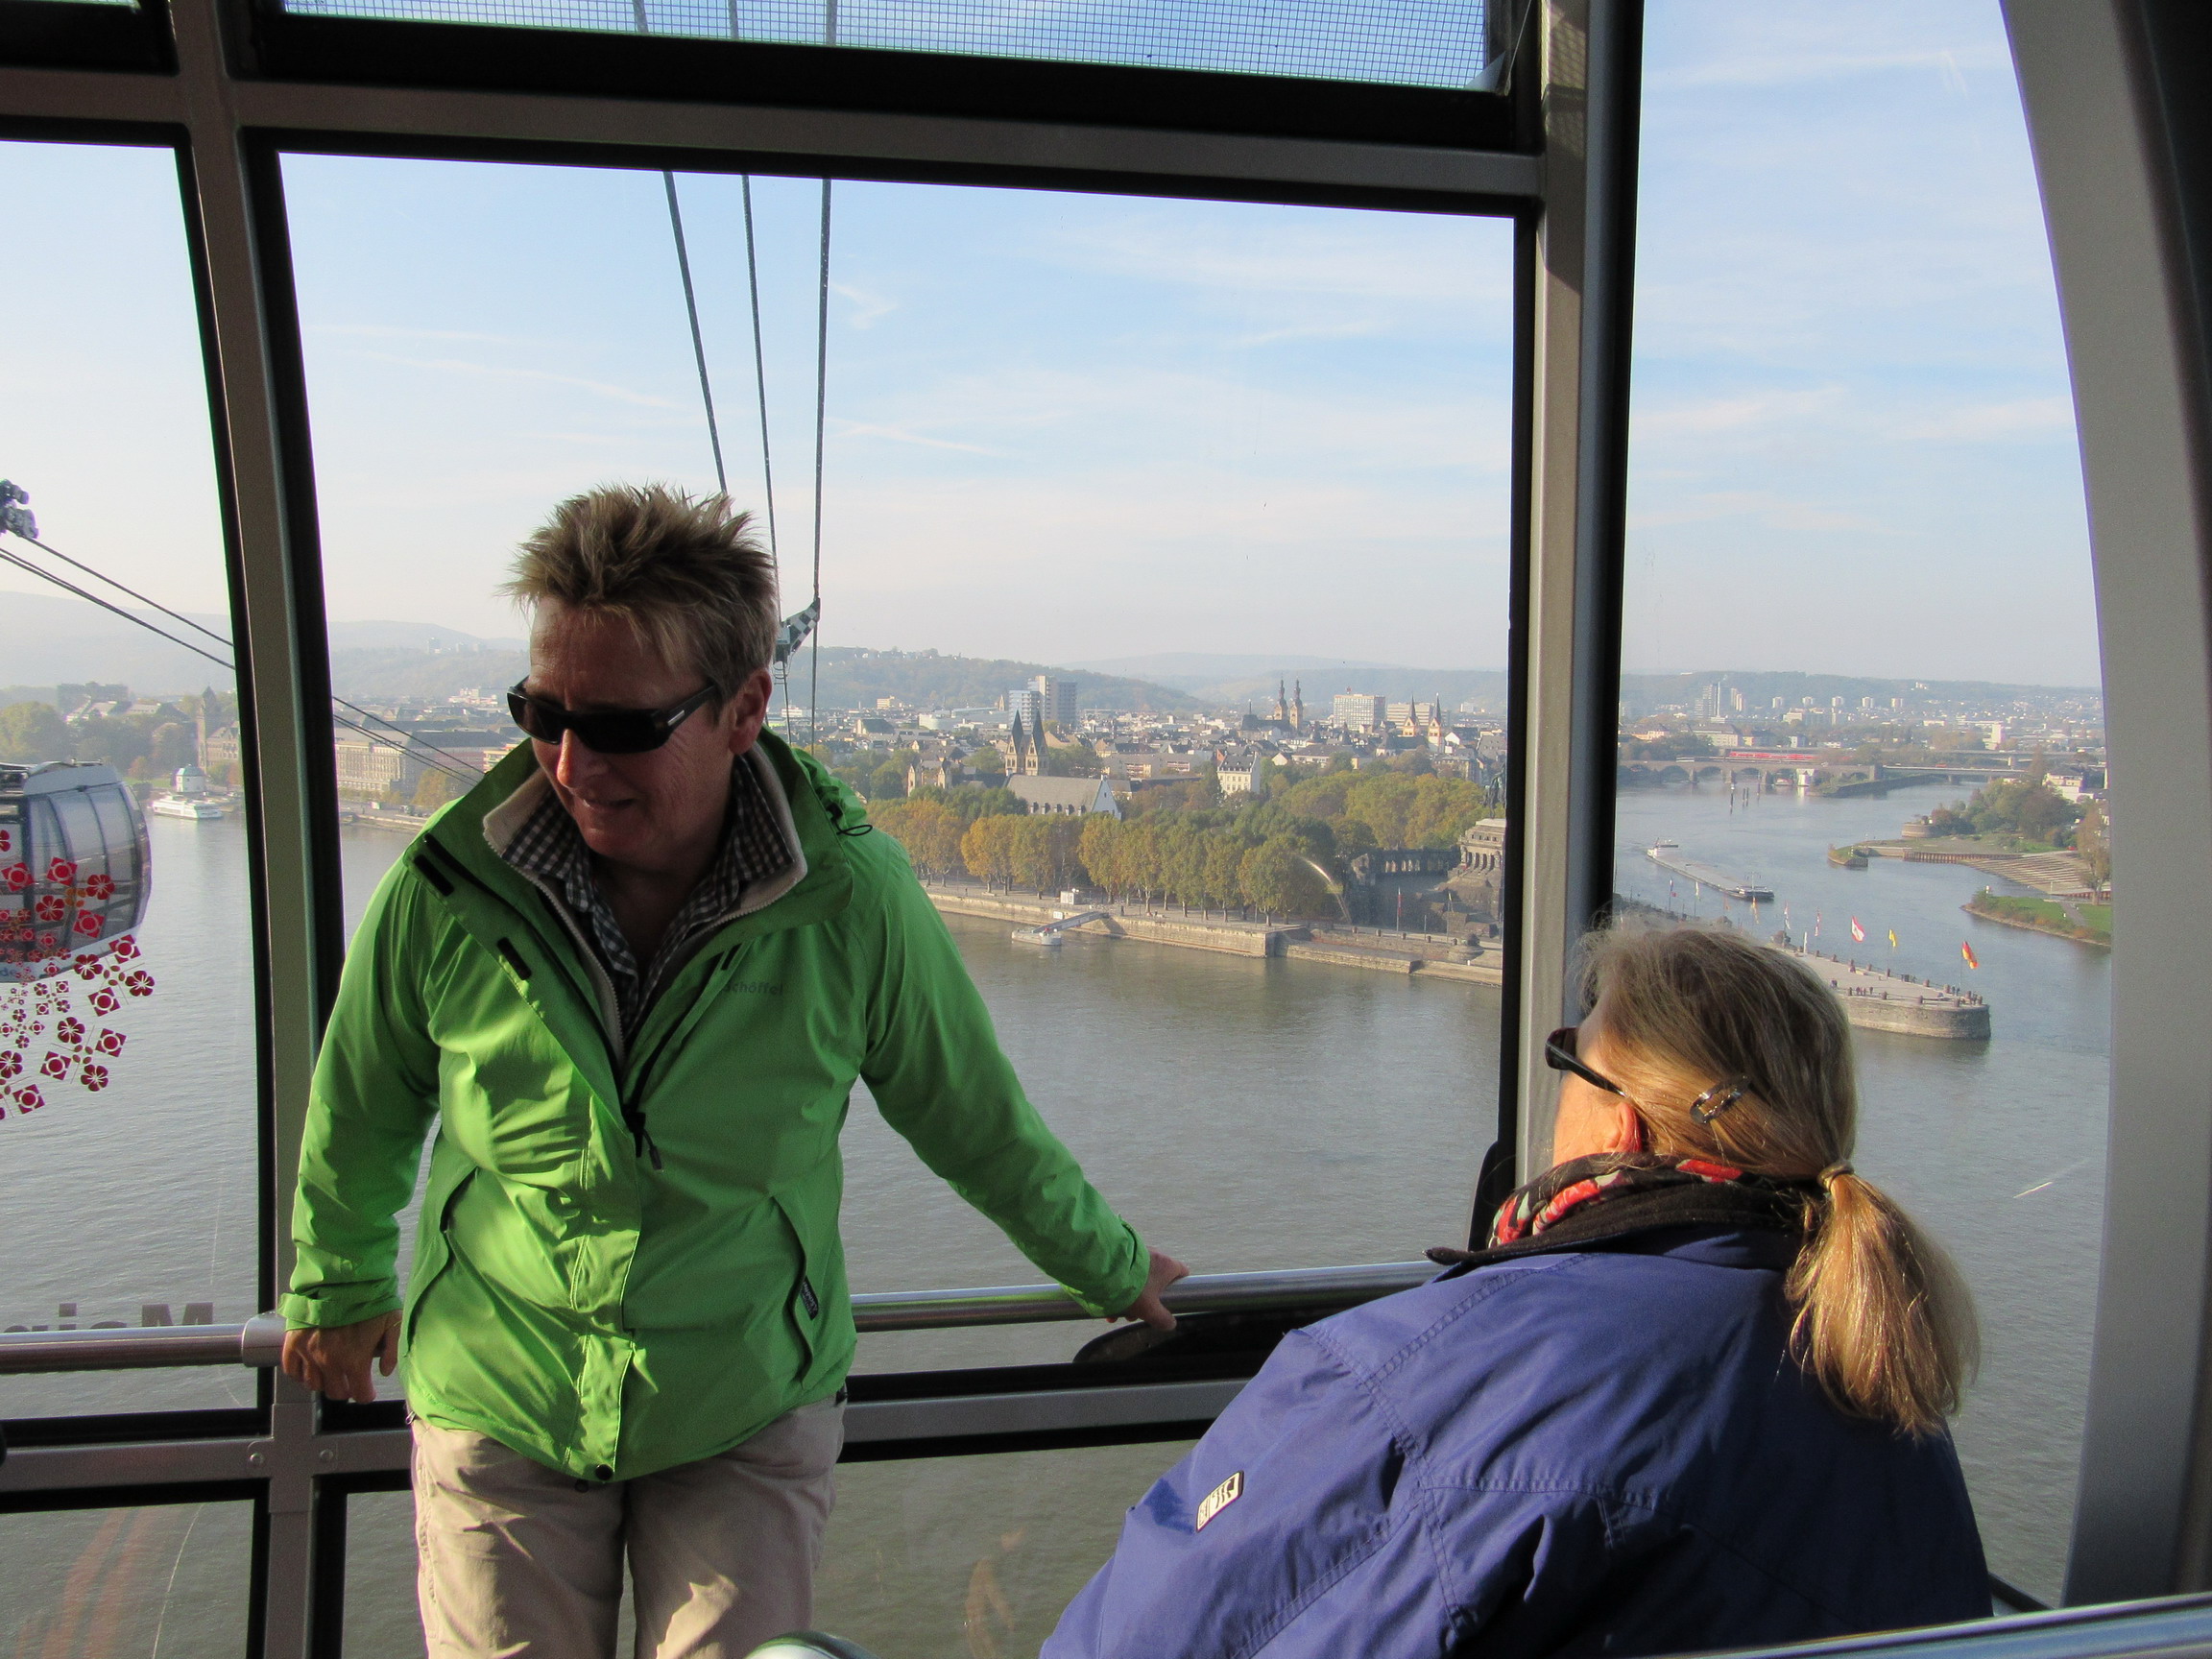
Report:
1046,922,1983,1659
280,484,1186,1659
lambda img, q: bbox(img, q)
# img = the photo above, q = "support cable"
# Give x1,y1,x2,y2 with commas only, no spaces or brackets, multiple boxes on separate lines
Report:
742,177,799,740
742,178,780,564
809,179,832,750
662,171,728,496
0,536,481,787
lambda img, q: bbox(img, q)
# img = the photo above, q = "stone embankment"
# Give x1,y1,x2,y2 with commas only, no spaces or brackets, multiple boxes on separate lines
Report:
1783,946,1990,1040
1617,899,1988,1040
923,888,1503,985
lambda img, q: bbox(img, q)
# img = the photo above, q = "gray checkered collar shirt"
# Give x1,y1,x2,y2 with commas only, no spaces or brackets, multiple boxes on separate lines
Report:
491,750,797,1045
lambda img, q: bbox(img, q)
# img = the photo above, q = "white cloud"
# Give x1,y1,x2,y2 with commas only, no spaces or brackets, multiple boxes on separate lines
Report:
338,350,681,409
830,282,898,329
829,419,1007,456
1631,388,1845,441
1897,397,2077,442
1648,44,2010,92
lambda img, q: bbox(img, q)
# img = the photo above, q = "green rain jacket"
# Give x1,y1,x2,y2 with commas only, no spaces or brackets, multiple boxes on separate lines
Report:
283,734,1148,1481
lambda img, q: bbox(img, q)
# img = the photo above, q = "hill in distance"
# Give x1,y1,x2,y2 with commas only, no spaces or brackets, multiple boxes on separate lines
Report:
326,640,1204,714
0,591,2099,717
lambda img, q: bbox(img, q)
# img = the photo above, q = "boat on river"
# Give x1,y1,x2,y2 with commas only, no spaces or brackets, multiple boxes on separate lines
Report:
1646,846,1774,902
149,765,225,821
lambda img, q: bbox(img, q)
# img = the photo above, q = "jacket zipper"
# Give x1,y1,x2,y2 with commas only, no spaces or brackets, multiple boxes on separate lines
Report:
416,838,649,1162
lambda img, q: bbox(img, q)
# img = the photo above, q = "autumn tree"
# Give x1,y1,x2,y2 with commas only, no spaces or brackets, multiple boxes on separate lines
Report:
0,699,70,763
962,814,1021,889
2076,800,2112,896
1239,834,1335,918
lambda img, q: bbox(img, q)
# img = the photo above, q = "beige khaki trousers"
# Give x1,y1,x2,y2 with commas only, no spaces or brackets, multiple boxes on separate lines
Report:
411,1400,844,1659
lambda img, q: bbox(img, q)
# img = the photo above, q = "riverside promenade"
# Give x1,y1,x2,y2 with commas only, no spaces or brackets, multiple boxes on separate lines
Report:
922,886,1503,985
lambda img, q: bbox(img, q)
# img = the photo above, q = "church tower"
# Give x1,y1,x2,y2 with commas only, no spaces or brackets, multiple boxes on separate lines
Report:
1291,681,1305,731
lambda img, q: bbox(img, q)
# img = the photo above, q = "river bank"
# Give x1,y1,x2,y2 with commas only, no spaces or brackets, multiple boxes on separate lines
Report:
1967,889,2112,948
921,886,1503,984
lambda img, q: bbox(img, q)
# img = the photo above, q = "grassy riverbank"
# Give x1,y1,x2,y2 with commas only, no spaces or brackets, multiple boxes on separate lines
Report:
1966,889,2111,947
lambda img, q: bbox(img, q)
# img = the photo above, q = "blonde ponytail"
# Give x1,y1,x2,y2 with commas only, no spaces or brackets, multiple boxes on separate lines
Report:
1786,1166,1977,1436
1579,923,1979,1436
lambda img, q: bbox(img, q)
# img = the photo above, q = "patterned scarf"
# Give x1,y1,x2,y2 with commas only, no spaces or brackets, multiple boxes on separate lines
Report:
1428,1152,1816,1272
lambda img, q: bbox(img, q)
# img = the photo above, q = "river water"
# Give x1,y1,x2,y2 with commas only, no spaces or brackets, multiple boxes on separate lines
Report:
0,781,2106,1653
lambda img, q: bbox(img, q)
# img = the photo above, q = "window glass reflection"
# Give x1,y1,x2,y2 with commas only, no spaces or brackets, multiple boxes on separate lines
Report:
1622,0,2103,1602
0,139,256,1418
280,156,1514,1383
0,1501,252,1659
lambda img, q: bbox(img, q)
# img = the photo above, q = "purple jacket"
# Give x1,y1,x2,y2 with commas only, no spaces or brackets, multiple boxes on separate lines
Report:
1045,1225,1986,1659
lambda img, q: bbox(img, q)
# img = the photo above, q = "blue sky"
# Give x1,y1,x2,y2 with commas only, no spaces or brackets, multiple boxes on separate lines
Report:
1625,1,2096,684
0,0,2099,686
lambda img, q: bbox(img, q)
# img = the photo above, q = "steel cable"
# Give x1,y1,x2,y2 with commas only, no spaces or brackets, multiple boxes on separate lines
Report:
809,178,831,749
661,170,729,496
1,537,482,787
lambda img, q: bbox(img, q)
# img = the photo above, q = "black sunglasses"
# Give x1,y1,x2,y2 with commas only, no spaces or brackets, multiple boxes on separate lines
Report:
507,680,719,756
1545,1025,1630,1098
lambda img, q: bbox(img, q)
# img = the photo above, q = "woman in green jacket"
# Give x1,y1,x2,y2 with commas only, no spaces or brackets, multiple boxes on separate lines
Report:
280,484,1184,1659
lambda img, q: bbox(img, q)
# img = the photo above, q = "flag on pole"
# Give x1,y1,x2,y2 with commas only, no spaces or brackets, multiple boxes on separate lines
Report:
1961,941,1980,970
1814,912,1822,938
1887,928,1898,949
1850,917,1866,944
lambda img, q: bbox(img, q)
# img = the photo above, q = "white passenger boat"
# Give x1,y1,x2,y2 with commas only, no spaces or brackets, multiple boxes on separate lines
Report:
149,765,225,820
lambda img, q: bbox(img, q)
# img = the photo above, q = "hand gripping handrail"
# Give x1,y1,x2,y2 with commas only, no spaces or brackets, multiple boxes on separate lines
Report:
0,1262,1436,1374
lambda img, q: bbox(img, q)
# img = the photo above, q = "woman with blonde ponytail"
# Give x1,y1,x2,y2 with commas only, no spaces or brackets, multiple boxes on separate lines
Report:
1048,921,1988,1659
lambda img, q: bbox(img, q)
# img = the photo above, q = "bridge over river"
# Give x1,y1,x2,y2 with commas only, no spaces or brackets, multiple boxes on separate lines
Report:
1623,753,2040,798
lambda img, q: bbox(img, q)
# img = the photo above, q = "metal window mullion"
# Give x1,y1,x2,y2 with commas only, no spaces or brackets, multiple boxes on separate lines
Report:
169,0,343,1650
2004,0,2212,1605
0,63,1544,209
1510,0,1640,1172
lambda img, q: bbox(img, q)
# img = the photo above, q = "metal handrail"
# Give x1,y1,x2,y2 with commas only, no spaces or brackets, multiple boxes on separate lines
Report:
0,1262,1434,1374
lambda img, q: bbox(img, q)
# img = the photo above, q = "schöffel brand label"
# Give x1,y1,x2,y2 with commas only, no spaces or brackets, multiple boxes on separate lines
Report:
1195,1470,1243,1530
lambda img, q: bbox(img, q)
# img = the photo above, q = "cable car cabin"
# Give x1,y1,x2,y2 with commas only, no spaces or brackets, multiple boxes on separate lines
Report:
0,763,152,983
3,4,2212,1659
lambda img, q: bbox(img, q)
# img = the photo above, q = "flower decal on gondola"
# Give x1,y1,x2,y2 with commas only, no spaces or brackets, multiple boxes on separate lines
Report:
4,768,156,1121
2,933,157,1120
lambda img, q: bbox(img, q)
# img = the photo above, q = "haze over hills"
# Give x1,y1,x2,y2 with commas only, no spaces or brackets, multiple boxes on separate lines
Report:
0,592,2099,717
